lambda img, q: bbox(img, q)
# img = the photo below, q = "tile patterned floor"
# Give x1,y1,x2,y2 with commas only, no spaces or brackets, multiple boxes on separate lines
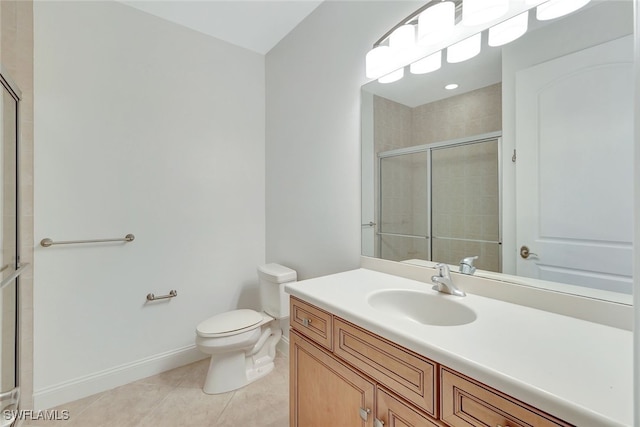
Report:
21,352,289,427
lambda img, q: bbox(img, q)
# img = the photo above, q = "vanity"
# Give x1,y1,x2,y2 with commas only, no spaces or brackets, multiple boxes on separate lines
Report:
286,268,632,427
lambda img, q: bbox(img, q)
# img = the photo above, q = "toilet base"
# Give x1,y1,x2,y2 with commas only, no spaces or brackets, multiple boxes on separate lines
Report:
202,328,282,394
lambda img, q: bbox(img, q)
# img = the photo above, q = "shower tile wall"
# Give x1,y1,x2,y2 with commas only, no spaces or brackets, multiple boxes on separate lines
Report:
431,141,500,271
374,84,501,268
412,83,502,146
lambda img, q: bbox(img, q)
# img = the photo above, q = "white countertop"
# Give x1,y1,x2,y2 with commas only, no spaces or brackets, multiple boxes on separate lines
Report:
285,268,633,427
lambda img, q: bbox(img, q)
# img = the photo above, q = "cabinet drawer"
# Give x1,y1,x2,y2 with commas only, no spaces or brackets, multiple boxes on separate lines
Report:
334,318,437,417
290,297,333,350
377,387,445,427
441,368,572,427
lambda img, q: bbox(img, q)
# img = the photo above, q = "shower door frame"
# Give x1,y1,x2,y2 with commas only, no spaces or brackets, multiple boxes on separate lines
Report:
377,131,503,269
0,65,22,415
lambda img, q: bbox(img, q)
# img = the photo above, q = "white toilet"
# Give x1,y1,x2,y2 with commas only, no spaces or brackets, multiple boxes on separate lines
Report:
195,263,296,394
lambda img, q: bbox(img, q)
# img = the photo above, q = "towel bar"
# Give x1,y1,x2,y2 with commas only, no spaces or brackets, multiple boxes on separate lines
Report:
40,234,135,247
146,290,177,301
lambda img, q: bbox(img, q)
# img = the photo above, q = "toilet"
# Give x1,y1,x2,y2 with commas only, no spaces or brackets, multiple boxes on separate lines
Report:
195,263,296,394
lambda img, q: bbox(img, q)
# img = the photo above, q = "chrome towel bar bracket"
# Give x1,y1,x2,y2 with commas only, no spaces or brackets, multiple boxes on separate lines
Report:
146,290,177,301
40,234,135,247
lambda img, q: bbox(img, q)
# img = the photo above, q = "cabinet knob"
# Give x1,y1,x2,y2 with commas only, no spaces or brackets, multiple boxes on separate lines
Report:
359,407,370,421
302,318,312,327
374,418,385,427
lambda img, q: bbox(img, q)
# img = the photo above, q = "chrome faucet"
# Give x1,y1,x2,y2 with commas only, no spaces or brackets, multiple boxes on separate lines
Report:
459,256,478,275
431,263,466,297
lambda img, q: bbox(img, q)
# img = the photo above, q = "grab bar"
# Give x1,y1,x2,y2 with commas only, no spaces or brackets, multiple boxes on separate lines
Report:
146,290,177,301
40,234,135,248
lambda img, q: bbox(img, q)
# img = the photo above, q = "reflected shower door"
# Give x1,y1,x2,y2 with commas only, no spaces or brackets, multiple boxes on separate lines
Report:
378,151,429,261
0,70,20,420
431,139,501,272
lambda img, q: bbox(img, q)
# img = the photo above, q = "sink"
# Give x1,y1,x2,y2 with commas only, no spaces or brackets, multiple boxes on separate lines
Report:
367,289,477,326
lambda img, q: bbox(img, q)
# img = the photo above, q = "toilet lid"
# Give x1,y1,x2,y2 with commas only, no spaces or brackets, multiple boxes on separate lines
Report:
197,309,262,336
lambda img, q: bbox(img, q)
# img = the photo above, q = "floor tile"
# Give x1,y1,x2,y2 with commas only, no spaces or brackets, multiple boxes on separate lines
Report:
21,351,289,427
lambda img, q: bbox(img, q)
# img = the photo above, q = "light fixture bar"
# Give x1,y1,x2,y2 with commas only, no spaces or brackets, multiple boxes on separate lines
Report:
372,0,463,48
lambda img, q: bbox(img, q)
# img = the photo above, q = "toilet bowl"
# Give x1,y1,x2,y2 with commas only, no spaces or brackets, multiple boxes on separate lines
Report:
195,264,296,394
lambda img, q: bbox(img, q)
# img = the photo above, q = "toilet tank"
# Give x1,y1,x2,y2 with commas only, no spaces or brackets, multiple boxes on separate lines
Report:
258,263,297,319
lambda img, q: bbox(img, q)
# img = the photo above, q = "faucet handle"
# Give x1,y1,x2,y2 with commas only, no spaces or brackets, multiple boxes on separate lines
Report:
459,256,478,275
434,263,450,278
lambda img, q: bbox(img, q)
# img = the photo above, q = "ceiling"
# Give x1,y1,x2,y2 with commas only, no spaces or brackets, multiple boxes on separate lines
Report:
118,0,324,55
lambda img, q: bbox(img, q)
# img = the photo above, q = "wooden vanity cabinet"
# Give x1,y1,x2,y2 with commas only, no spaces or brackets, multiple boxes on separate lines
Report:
290,297,442,427
290,297,571,427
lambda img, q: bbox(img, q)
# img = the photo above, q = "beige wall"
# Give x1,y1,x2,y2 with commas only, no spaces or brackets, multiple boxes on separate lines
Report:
0,0,34,410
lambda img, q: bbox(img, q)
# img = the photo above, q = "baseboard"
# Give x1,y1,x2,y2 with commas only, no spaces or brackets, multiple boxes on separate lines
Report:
32,345,205,410
276,334,289,357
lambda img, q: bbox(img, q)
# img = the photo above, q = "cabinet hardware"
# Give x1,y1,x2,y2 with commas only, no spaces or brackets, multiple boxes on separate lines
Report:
359,408,371,421
302,318,312,327
374,418,385,427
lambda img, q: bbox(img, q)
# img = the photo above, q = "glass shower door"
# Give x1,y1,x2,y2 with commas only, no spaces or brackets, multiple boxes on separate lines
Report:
378,151,429,262
431,139,501,272
0,70,20,425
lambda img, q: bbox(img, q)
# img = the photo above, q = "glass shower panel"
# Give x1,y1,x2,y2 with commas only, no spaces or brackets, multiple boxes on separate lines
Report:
0,72,18,412
379,151,429,261
431,140,500,272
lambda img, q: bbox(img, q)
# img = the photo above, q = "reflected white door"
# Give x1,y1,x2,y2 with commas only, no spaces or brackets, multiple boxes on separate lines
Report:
515,35,633,294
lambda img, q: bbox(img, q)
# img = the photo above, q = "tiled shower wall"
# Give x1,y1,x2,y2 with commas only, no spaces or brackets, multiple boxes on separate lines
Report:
374,83,501,269
0,0,34,410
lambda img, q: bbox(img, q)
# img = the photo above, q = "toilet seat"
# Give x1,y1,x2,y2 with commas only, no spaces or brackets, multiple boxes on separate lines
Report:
196,309,264,338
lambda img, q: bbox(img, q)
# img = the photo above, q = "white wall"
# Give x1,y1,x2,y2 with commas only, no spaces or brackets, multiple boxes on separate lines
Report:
33,1,265,408
265,1,422,280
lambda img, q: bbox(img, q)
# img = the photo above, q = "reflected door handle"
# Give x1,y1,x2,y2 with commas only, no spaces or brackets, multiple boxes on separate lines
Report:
520,246,538,259
361,221,376,227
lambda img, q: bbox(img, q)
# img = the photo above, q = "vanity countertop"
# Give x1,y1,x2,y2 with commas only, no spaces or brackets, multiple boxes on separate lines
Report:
285,268,633,427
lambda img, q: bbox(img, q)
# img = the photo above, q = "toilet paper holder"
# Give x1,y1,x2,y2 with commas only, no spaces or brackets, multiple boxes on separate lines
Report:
146,290,177,301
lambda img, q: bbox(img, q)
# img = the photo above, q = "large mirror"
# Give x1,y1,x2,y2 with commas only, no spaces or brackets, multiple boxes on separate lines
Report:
361,0,634,304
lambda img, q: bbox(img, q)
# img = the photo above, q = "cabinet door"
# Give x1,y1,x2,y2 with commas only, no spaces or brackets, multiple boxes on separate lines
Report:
290,330,375,427
377,387,445,427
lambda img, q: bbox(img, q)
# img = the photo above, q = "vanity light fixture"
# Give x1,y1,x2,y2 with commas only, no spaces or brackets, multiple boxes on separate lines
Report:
462,0,509,26
447,33,481,63
536,0,591,21
488,11,529,46
364,0,592,83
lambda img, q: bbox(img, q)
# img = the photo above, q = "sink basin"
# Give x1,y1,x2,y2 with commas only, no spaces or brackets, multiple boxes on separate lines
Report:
367,289,477,326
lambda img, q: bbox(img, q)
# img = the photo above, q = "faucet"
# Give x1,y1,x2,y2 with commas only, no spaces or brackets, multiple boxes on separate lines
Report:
431,263,466,297
459,256,478,275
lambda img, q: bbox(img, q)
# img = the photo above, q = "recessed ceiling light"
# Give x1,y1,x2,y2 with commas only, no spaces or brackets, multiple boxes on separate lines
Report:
445,83,459,90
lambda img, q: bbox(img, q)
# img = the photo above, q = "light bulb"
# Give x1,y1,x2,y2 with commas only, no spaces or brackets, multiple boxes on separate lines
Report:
365,45,391,79
447,33,482,63
418,2,455,46
410,51,442,74
488,11,529,46
389,24,417,69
